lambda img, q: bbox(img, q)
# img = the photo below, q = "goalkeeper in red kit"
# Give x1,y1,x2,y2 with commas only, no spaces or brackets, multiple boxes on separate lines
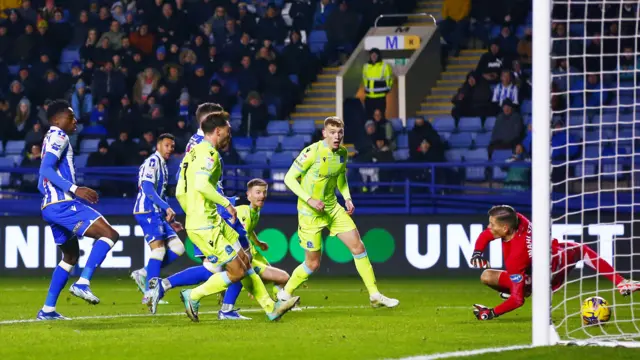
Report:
470,205,640,321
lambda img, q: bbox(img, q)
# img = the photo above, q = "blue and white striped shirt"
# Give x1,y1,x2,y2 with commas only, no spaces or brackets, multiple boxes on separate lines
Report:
185,129,204,153
492,83,519,106
133,152,168,214
38,126,76,208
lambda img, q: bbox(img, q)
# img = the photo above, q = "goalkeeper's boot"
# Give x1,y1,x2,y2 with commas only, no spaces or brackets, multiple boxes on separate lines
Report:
130,269,146,294
180,289,200,322
147,277,165,314
69,283,100,304
370,293,400,308
36,310,70,321
218,309,252,320
267,296,300,321
617,279,640,296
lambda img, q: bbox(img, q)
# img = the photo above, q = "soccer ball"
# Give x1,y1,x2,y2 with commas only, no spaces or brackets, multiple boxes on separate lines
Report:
581,296,611,325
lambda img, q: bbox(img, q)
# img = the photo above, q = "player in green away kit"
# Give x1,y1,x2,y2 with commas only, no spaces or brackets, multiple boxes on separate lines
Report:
278,116,399,308
167,112,299,321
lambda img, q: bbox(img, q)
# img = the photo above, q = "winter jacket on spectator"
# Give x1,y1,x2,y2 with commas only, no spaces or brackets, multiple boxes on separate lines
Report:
98,21,125,50
371,109,396,150
49,10,72,52
237,5,257,38
220,143,243,165
157,3,185,44
496,25,519,59
203,45,222,78
0,24,11,60
17,1,37,25
94,38,116,66
16,66,37,101
408,117,444,161
206,81,231,111
211,62,239,98
129,24,155,56
110,131,139,166
491,100,524,146
476,41,503,82
133,67,162,105
70,11,92,47
12,24,36,63
7,81,25,116
92,62,127,103
188,65,211,103
14,97,34,137
24,123,45,149
39,70,68,106
313,0,336,28
173,119,192,153
517,29,532,66
163,63,185,101
111,2,127,24
326,4,359,45
71,80,94,122
282,31,315,87
237,58,260,99
257,6,287,43
240,92,269,137
618,49,638,82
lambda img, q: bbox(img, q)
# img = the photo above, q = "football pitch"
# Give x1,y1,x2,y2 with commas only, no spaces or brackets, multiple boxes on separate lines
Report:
0,277,637,360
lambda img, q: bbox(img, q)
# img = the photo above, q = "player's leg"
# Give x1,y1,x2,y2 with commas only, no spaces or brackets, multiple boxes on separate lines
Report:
37,226,78,320
219,223,250,320
480,269,511,292
278,215,324,300
332,207,398,307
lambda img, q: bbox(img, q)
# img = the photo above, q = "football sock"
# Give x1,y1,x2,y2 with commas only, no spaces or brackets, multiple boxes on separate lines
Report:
273,284,282,299
353,251,379,296
190,272,231,301
146,248,165,291
582,245,625,285
221,281,243,311
161,249,181,267
167,265,214,289
284,263,314,295
241,269,275,313
77,237,115,285
43,261,73,311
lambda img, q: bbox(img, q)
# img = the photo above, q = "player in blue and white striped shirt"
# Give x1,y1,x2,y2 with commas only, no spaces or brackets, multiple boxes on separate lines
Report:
130,134,185,313
37,100,121,321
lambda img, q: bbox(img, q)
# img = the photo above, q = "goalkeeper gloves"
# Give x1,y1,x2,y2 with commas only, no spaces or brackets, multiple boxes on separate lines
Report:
470,250,490,268
473,304,497,321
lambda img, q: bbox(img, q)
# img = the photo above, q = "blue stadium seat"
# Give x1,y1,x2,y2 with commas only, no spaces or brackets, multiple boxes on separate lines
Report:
432,116,456,133
80,139,100,154
267,120,290,135
281,135,308,151
233,137,253,152
244,152,269,165
167,155,183,170
575,162,597,177
255,136,280,151
464,149,488,181
390,118,404,133
75,154,89,168
6,155,22,166
492,166,508,180
440,132,451,142
492,149,513,161
292,120,316,135
445,149,464,162
458,117,482,132
585,145,600,159
230,118,242,132
0,157,14,187
270,152,296,166
4,140,25,155
447,133,473,148
520,100,532,114
474,133,492,148
484,117,496,132
397,134,409,149
393,149,410,161
309,30,328,54
406,118,417,131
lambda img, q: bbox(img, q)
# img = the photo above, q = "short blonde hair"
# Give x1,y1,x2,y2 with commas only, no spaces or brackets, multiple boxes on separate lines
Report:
247,178,268,189
324,116,344,128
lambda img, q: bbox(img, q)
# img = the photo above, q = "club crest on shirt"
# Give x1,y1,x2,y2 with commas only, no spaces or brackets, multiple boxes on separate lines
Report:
204,157,214,170
225,245,234,255
510,274,523,283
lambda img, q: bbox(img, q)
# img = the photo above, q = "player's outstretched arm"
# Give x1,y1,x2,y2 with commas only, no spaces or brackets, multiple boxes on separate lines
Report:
284,146,316,202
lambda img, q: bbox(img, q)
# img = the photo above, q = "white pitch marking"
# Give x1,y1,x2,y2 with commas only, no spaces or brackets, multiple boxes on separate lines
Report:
388,345,535,360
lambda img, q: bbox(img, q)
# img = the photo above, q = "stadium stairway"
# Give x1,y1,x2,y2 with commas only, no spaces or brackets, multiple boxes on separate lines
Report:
290,66,340,125
405,0,443,26
417,49,483,117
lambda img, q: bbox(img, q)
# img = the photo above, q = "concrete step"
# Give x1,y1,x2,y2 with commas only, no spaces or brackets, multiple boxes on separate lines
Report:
447,64,478,70
416,109,450,116
421,102,452,111
448,56,481,65
426,94,453,101
322,67,341,75
291,112,334,119
441,71,469,80
437,79,463,86
306,88,336,95
295,104,335,113
305,97,336,104
311,82,335,89
431,86,457,95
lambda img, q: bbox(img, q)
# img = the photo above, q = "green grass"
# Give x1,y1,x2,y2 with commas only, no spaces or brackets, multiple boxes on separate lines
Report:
0,277,638,360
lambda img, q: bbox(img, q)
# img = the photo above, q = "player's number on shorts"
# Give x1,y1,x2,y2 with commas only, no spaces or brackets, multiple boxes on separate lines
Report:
182,162,188,192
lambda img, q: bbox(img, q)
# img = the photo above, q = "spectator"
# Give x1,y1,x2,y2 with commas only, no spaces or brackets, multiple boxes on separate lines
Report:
363,48,393,120
48,8,72,53
0,24,10,61
157,3,184,44
503,144,531,191
476,40,503,83
355,120,377,160
94,37,116,65
257,4,287,44
19,143,42,193
618,45,637,82
208,6,230,35
24,122,44,148
71,80,94,123
262,62,294,117
12,24,36,64
173,119,192,153
489,99,524,155
18,0,37,25
451,71,494,120
237,56,260,99
7,81,25,115
98,20,125,50
206,80,230,111
177,91,192,125
70,10,92,47
511,60,531,101
372,136,394,193
570,73,608,109
82,102,108,138
129,24,155,56
139,130,156,153
163,63,185,101
111,2,126,24
95,5,113,34
495,24,518,62
212,61,239,101
371,109,395,150
325,1,359,65
14,97,34,139
0,99,10,144
516,27,532,67
133,67,162,106
439,0,470,56
408,117,444,161
551,58,578,92
80,28,99,62
241,91,269,137
313,0,336,29
87,139,119,196
492,69,519,108
282,30,316,89
31,53,54,82
110,130,139,166
92,61,127,105
237,3,257,38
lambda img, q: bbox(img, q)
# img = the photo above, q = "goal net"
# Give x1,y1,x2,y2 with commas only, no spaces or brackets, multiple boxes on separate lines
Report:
534,0,640,347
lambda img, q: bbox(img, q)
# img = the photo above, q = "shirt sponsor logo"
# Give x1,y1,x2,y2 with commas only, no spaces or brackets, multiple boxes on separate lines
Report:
510,274,523,283
225,245,234,255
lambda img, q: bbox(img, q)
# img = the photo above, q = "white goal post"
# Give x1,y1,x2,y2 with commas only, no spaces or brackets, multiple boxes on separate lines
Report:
533,0,640,347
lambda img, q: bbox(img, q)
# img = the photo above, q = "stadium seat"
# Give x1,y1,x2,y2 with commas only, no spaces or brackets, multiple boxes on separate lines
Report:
4,140,25,155
492,149,513,162
447,133,473,148
0,157,13,187
584,145,600,159
230,118,242,132
233,137,253,152
75,154,89,168
432,116,456,133
406,118,417,131
390,118,404,133
458,117,482,132
281,135,308,151
267,121,290,135
474,133,492,148
292,120,316,135
464,149,488,181
244,152,269,165
309,30,328,54
396,134,409,149
492,166,508,180
484,117,496,132
393,149,410,161
445,149,464,162
80,139,100,154
255,136,280,151
520,100,532,114
270,151,296,166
